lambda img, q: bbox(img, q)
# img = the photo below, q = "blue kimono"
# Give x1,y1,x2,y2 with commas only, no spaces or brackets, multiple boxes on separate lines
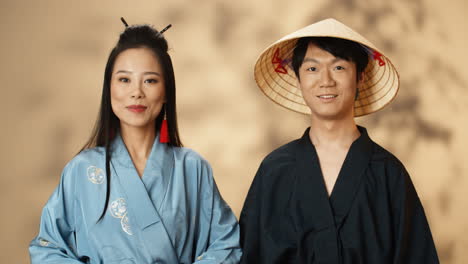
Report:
29,134,242,263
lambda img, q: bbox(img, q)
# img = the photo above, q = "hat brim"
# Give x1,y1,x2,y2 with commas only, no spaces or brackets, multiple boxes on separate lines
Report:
254,18,400,117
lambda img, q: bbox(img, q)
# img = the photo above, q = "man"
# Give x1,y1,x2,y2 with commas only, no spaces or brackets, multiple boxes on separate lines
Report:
240,18,439,263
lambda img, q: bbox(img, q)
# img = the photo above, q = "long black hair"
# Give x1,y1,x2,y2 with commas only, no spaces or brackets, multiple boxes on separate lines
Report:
80,22,182,221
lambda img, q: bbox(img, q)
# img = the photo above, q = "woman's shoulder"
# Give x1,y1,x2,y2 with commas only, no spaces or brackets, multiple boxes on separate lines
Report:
69,146,106,165
50,146,107,195
60,146,107,178
172,146,208,162
171,146,211,168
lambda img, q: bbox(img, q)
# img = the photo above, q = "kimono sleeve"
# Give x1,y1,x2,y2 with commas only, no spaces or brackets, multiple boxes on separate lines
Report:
391,165,439,263
29,161,85,263
239,163,263,264
193,160,242,264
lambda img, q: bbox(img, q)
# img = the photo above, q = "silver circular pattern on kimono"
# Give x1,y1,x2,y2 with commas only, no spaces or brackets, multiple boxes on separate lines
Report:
121,214,133,236
110,198,128,219
39,238,50,247
87,166,105,184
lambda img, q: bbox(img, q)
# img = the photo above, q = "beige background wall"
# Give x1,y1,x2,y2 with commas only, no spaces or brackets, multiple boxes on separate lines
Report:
1,0,467,263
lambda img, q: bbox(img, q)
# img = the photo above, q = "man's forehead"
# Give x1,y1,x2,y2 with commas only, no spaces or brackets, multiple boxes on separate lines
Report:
305,43,334,55
304,43,354,63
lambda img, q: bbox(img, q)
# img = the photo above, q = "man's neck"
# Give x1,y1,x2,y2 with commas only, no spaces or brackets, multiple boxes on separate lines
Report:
308,116,360,149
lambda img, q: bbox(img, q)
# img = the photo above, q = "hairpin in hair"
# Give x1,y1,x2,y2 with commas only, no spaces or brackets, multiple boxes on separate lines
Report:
120,17,129,27
160,24,172,34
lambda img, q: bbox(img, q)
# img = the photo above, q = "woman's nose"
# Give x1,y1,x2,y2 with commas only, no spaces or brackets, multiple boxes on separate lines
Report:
130,82,144,99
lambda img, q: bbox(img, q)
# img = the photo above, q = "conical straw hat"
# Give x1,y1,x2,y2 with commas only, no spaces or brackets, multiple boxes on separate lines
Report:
254,18,399,116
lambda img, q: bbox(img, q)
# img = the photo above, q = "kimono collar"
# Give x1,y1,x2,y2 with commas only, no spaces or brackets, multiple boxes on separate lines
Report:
293,125,374,231
300,125,372,149
109,133,175,229
325,126,374,225
110,132,174,177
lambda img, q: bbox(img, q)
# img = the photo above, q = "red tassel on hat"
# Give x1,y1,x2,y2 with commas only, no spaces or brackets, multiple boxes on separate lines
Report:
160,119,169,143
272,48,288,74
373,50,386,66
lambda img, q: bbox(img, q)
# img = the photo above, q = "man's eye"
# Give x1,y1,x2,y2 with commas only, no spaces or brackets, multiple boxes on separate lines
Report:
306,67,317,72
335,66,345,70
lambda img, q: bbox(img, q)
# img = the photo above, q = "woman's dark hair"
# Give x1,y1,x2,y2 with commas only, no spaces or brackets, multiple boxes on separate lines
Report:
291,37,369,80
80,24,182,221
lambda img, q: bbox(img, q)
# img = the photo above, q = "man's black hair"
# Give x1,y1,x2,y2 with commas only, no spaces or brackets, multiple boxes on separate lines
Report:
291,37,369,80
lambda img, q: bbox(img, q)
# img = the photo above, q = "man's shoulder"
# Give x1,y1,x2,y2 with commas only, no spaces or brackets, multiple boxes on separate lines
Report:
370,141,406,169
250,138,302,189
261,138,301,169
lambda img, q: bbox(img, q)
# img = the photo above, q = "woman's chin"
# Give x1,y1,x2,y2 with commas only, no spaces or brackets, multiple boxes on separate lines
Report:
119,119,156,131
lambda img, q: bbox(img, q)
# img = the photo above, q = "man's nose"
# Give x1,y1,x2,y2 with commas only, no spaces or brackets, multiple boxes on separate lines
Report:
319,69,335,88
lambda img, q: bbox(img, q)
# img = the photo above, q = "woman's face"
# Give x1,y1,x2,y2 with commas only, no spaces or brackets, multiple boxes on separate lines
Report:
110,48,165,131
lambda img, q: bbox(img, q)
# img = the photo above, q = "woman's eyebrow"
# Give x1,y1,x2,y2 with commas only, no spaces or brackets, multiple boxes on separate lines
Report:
114,70,161,76
115,70,131,74
143,71,161,76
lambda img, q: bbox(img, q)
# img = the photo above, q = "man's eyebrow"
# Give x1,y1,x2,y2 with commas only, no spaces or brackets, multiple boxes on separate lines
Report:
331,57,347,63
302,58,319,63
302,57,347,64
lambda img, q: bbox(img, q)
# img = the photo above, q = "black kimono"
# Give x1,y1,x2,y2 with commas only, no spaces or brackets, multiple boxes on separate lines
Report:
240,127,439,264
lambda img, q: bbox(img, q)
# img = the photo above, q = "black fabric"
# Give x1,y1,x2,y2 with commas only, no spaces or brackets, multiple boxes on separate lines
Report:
240,126,439,264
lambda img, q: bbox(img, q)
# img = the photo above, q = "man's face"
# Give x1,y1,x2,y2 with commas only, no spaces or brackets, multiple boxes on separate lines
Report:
298,43,362,121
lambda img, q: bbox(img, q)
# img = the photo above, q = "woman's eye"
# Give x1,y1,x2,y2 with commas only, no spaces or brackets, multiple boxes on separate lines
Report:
119,77,130,83
306,67,317,72
145,79,158,84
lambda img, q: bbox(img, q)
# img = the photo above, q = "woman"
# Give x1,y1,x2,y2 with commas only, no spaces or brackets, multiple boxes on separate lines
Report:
29,18,241,263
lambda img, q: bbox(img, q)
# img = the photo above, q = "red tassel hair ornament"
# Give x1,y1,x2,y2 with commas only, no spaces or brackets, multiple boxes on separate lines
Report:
159,107,170,143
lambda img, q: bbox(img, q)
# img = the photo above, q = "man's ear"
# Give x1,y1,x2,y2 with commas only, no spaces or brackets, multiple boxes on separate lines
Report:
296,73,303,90
358,71,365,84
356,72,365,100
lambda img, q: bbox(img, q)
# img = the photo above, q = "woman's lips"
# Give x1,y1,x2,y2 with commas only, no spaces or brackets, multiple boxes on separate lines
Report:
127,105,147,113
